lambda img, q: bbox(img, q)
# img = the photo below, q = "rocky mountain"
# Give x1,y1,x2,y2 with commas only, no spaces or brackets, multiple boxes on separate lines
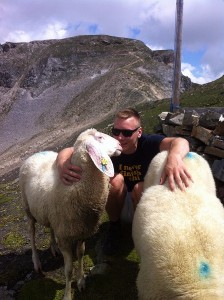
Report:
0,35,192,179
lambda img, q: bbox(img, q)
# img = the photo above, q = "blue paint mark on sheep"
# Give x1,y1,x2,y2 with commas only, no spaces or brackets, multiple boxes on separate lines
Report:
199,262,211,279
34,151,52,156
186,152,196,159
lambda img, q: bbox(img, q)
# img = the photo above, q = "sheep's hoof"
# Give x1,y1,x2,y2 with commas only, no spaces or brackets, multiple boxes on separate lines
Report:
33,260,43,274
77,275,86,291
62,294,72,300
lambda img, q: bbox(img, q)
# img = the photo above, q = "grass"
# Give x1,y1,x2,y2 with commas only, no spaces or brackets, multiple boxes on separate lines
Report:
16,221,139,300
0,181,19,205
180,76,224,108
17,279,65,300
3,232,26,249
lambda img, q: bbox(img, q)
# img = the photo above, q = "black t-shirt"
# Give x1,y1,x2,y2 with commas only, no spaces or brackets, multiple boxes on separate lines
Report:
111,134,165,192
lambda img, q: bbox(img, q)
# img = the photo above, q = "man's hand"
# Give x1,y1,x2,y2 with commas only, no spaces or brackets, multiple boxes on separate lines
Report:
160,153,192,191
56,147,82,185
159,137,193,191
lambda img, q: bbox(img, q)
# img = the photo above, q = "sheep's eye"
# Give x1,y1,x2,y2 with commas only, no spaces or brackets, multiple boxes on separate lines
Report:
95,132,104,142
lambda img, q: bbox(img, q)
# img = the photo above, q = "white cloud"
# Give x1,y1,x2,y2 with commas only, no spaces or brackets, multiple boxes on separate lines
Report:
5,30,31,43
3,22,68,43
41,22,68,40
146,44,164,51
181,63,215,84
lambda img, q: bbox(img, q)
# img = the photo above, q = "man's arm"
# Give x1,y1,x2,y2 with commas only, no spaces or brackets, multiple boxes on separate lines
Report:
159,137,192,191
56,147,82,185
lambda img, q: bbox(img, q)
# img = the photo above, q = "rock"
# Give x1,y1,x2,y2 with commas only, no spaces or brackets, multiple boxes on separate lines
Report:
199,111,221,129
191,126,213,145
213,120,224,136
212,159,224,182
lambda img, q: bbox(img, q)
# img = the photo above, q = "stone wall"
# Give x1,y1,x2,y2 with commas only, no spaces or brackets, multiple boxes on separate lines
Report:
156,109,224,202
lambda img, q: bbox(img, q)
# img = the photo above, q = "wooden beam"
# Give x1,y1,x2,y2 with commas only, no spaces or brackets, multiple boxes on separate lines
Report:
171,0,184,112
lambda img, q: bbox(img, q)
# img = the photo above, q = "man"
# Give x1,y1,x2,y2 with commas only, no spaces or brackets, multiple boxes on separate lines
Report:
56,108,192,255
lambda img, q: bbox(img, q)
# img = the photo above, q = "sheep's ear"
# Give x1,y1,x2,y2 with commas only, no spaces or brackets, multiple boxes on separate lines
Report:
86,140,114,177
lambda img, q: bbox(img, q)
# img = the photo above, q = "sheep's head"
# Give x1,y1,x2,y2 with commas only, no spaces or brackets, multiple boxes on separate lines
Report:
73,128,122,177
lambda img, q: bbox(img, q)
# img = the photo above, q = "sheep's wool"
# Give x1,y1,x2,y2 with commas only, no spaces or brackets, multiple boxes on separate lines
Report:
133,151,224,299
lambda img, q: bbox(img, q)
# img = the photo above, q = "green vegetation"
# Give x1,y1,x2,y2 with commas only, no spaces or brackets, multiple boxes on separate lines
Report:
18,279,64,300
3,232,26,249
0,181,19,204
17,223,139,300
180,76,224,108
0,192,13,205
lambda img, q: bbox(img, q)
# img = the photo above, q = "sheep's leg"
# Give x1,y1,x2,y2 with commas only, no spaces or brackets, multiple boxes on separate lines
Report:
50,228,60,257
76,240,86,291
28,216,42,272
58,241,73,300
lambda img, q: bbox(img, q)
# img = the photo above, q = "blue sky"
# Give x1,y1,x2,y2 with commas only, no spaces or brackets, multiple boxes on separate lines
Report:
0,0,224,84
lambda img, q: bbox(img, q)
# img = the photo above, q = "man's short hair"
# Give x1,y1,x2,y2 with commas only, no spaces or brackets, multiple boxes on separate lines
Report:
115,108,141,124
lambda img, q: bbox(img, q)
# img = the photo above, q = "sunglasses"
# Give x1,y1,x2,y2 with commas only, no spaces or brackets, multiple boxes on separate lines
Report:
111,127,139,137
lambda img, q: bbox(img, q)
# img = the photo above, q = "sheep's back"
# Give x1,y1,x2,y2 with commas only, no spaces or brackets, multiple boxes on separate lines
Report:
143,151,216,195
133,185,224,298
19,151,61,225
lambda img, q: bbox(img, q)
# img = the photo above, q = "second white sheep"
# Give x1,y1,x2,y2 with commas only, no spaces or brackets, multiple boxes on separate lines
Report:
133,151,224,299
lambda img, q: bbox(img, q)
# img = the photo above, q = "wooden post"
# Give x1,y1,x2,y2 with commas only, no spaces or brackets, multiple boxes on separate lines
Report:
170,0,184,112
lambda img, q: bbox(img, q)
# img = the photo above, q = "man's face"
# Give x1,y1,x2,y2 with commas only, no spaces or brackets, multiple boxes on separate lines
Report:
112,117,142,154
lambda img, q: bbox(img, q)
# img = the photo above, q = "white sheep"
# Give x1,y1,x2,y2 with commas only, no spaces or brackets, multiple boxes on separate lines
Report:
19,128,122,300
132,151,224,299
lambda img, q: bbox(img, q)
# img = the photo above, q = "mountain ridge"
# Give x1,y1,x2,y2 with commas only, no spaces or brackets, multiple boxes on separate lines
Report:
0,34,192,178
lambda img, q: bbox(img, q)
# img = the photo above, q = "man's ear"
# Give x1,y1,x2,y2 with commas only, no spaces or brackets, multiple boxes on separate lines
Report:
138,127,143,138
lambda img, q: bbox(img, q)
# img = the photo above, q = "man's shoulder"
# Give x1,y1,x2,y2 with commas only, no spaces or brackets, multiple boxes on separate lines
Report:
139,133,165,157
140,133,165,143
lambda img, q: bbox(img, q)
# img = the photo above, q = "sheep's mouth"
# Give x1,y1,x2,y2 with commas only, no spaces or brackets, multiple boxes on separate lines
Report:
114,149,122,156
